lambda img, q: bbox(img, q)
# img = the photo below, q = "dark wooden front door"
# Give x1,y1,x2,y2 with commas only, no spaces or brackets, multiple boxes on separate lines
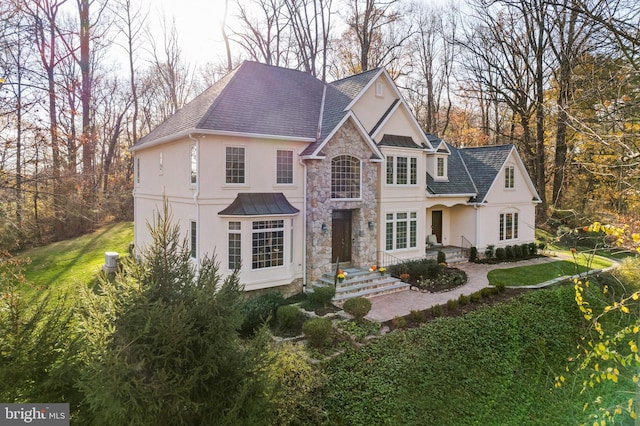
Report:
332,210,352,263
432,210,443,243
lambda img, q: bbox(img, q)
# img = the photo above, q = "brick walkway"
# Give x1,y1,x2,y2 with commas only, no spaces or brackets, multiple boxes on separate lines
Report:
365,254,574,323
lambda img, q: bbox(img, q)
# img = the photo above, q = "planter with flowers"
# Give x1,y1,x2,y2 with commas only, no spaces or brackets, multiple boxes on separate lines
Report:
337,270,347,283
378,267,386,276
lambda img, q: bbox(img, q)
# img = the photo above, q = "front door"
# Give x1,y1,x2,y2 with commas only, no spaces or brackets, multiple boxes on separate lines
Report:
332,210,352,263
432,210,443,243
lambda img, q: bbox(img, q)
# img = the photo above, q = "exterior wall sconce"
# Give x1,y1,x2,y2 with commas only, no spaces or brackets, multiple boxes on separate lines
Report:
321,223,327,234
368,221,375,230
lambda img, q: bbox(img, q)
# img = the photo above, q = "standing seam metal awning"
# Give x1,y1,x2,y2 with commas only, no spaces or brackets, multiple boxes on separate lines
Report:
218,193,300,216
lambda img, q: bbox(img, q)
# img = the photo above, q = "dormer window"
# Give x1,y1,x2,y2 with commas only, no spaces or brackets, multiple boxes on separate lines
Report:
433,155,447,181
437,157,445,177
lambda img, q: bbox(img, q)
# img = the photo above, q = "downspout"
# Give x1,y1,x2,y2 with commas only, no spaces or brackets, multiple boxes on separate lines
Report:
474,204,479,250
189,133,200,271
300,158,308,292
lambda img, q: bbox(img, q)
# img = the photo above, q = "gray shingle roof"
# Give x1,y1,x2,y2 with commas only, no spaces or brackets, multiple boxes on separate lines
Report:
218,193,299,216
459,144,513,203
135,61,382,155
301,68,381,156
426,143,477,196
426,142,514,202
135,62,325,148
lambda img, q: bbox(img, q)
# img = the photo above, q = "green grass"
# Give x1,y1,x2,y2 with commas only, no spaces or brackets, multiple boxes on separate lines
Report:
487,254,614,287
18,222,134,296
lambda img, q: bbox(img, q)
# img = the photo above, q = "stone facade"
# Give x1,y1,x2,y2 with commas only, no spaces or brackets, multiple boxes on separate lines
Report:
305,119,379,281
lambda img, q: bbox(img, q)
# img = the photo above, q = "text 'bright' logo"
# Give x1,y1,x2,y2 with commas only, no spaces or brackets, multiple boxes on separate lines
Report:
1,404,68,425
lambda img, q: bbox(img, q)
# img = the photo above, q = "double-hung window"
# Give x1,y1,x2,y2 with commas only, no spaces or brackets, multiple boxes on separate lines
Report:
276,150,293,184
226,147,245,184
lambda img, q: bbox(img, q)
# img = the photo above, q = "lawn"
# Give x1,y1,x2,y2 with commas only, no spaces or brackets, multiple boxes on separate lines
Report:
18,221,134,296
487,254,614,287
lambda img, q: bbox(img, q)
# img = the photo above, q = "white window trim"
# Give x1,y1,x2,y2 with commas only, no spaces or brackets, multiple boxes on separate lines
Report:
385,155,418,186
275,149,294,186
225,145,247,186
227,221,242,271
505,165,515,189
499,210,519,241
135,157,141,186
434,155,448,181
385,211,418,251
251,219,286,270
190,144,197,185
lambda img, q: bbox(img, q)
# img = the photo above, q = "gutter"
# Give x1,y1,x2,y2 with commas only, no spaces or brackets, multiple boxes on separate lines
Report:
131,129,316,152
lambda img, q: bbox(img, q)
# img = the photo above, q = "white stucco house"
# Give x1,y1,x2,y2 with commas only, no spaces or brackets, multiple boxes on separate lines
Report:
130,61,541,295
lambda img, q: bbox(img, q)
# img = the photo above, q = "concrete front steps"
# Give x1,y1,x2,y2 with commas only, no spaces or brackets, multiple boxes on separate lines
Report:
313,268,410,302
425,246,468,265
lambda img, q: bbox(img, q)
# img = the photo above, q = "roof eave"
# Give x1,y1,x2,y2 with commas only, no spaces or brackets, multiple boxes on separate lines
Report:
130,129,316,152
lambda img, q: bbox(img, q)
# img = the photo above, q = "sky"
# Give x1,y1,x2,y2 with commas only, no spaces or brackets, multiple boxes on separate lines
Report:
141,0,231,67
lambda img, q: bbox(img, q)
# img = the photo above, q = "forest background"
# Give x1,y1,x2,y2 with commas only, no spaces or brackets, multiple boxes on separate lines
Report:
0,0,638,251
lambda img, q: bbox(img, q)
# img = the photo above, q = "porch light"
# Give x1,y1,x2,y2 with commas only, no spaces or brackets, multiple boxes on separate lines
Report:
321,223,327,234
368,221,375,230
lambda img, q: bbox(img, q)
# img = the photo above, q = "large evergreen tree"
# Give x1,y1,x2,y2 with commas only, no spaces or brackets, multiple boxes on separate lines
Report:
78,202,270,425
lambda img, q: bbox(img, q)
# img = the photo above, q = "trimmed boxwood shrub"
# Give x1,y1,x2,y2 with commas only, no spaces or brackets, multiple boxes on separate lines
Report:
437,250,447,264
458,294,470,305
495,247,506,260
276,305,306,334
469,247,478,262
505,245,515,259
520,243,530,258
343,297,372,321
240,291,284,336
308,286,335,308
513,244,523,258
470,292,482,303
528,242,537,255
302,318,332,347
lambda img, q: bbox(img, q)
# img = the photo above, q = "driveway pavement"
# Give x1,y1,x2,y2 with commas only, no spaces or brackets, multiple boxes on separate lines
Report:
365,254,572,323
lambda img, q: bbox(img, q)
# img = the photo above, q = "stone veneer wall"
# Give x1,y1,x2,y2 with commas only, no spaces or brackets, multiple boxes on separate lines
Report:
305,119,379,282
